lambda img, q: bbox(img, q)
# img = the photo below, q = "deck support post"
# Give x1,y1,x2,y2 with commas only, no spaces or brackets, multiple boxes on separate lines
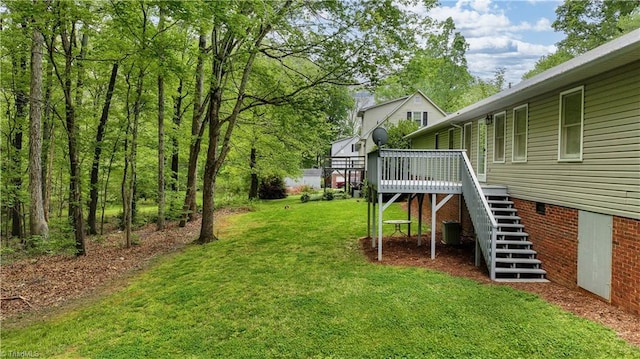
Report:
417,194,424,246
378,191,383,260
371,189,376,248
407,194,413,237
431,194,437,259
430,193,455,259
377,192,403,261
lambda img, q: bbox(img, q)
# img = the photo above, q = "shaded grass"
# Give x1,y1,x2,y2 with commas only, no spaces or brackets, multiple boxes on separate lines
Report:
2,198,638,358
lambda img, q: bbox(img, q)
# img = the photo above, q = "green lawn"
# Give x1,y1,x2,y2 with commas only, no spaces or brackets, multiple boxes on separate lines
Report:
2,197,638,358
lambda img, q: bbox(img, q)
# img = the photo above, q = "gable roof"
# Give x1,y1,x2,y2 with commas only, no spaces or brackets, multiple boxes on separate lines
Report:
331,135,359,145
406,28,640,138
357,90,447,118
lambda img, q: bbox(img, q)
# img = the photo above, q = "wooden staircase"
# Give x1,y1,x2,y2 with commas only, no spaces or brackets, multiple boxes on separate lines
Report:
483,186,547,282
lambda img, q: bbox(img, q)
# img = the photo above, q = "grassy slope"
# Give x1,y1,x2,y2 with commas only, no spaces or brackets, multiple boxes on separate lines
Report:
2,198,638,358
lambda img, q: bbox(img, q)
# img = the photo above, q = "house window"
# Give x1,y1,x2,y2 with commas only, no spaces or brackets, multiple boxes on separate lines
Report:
448,128,455,149
493,112,506,163
512,105,528,162
407,111,428,127
435,133,440,149
558,86,584,161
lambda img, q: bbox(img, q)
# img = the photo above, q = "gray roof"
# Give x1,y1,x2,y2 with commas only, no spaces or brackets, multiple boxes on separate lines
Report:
407,28,640,138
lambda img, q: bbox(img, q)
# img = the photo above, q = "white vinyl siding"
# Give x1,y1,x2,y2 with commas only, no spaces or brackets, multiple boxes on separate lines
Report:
558,86,584,161
493,112,506,163
512,105,528,162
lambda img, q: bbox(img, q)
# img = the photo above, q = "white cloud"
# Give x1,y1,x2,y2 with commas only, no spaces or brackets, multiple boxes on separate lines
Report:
423,0,557,84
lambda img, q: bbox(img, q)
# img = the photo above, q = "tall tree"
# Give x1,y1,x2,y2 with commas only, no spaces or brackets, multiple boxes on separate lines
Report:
376,17,473,112
28,13,49,238
179,32,207,227
156,5,166,230
46,0,88,255
524,0,639,79
87,62,118,235
4,15,30,239
196,0,430,243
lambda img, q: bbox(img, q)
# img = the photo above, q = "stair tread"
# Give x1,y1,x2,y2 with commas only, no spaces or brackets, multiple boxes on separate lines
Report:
495,215,521,221
495,267,547,274
487,200,514,204
492,208,517,212
495,258,542,264
496,240,533,245
497,223,525,228
496,231,529,237
495,248,537,254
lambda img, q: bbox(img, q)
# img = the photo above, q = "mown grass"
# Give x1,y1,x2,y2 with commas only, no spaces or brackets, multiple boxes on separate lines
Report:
2,197,638,358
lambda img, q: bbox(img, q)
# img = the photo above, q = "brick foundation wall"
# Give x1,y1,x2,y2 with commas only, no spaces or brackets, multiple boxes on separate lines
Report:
403,194,640,315
512,199,579,289
612,217,640,315
513,198,640,315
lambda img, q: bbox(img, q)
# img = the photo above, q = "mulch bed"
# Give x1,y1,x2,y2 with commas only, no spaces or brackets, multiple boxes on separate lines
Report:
360,235,640,347
1,217,203,321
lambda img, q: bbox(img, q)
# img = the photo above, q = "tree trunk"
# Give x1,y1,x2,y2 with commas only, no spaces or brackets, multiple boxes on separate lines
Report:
28,26,48,238
249,146,258,200
10,46,27,239
197,97,220,244
88,62,118,235
170,79,183,192
75,33,88,109
157,73,166,230
42,58,53,222
10,103,24,239
155,6,166,231
179,33,207,227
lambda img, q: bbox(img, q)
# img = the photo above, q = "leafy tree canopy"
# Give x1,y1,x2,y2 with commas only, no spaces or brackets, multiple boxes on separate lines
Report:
523,0,640,79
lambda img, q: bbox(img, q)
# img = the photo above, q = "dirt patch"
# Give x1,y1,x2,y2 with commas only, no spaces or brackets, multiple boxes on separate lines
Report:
360,236,640,347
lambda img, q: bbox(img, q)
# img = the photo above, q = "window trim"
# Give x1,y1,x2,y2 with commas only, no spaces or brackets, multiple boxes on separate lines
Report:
492,111,506,163
512,104,528,163
406,111,428,127
557,86,584,162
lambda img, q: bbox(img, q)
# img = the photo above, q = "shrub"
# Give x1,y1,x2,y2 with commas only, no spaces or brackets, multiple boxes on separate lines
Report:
301,193,310,203
258,176,287,200
322,191,334,201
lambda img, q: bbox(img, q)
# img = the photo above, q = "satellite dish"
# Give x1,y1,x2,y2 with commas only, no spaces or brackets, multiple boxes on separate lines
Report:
372,127,388,147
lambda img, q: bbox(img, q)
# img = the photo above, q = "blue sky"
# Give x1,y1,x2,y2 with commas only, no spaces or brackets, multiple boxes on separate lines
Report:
413,0,566,85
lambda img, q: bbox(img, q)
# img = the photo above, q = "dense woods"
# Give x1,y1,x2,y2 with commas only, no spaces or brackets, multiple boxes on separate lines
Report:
2,0,637,257
0,0,434,253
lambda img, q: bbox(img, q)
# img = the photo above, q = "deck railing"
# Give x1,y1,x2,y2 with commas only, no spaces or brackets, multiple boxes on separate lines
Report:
367,148,498,279
460,151,498,280
368,149,462,193
325,156,365,169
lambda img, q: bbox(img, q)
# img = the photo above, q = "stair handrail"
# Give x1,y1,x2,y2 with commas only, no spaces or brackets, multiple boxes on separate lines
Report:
460,151,498,280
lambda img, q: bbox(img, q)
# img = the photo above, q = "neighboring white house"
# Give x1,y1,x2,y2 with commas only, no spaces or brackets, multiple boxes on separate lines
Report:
284,169,322,189
357,90,447,155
